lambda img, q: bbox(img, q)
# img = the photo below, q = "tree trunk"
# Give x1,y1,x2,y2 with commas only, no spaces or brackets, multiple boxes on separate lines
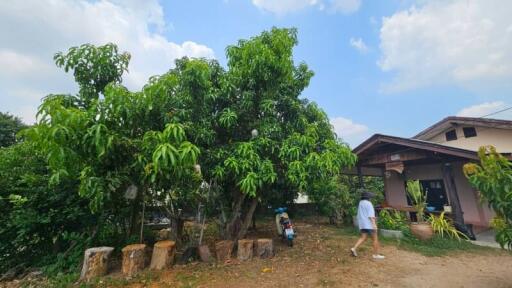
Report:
215,240,234,262
197,244,213,262
235,197,258,241
254,239,274,258
225,191,246,239
80,247,114,282
150,240,176,270
121,244,146,277
237,239,254,261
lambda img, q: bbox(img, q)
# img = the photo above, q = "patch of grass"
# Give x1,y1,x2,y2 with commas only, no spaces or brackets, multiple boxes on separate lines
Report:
44,272,80,288
175,271,203,288
382,230,491,257
333,224,490,257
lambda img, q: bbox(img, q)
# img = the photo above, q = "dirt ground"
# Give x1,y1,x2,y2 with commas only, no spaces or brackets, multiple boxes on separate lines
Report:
4,220,512,288
112,220,512,288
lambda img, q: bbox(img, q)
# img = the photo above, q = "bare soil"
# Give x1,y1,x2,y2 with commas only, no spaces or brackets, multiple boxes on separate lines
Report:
119,220,512,288
4,220,512,288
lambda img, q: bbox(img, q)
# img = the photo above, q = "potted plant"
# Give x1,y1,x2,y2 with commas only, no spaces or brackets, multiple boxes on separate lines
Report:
378,209,407,239
406,180,434,240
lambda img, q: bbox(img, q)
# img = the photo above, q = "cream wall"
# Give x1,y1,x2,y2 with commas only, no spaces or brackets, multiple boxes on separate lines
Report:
425,127,512,153
383,162,494,227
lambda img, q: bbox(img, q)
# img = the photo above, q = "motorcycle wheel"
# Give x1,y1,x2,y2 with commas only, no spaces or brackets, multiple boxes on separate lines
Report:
287,238,293,247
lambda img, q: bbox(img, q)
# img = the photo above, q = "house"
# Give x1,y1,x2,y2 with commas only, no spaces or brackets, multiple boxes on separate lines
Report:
352,116,512,234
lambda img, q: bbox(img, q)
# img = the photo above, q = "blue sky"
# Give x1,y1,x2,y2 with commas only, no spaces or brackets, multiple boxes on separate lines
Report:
1,0,511,147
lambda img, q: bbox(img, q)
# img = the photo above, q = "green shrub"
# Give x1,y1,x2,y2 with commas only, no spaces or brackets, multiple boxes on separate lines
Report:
0,142,96,274
378,209,408,231
464,146,512,249
428,212,468,241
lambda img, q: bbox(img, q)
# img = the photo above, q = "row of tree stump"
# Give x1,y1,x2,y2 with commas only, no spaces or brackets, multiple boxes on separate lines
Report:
79,238,273,282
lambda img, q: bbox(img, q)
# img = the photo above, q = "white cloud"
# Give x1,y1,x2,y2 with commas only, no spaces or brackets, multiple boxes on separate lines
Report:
251,0,318,14
378,0,512,93
349,37,369,53
0,0,214,124
251,0,360,15
330,116,369,147
330,0,361,14
456,101,506,117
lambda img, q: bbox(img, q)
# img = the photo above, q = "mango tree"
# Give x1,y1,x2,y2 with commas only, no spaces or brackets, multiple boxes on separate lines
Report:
464,146,512,249
143,28,357,240
24,44,201,241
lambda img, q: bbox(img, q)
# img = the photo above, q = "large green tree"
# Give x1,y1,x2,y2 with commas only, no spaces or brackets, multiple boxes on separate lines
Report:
0,112,26,147
25,43,201,241
26,28,356,244
142,28,357,239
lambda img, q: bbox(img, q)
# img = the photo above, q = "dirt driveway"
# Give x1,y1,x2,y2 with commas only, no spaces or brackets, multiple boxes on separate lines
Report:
4,221,511,288
115,221,512,288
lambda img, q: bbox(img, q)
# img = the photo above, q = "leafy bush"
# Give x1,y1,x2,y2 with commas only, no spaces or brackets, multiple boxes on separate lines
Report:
464,146,512,249
0,142,95,274
397,229,481,257
378,209,408,231
428,212,468,241
0,111,26,147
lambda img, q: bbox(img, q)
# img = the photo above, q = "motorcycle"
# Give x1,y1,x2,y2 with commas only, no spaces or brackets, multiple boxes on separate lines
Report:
275,207,295,247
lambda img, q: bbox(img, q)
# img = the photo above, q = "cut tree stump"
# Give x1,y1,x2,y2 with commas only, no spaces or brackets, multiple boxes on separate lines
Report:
80,247,114,282
150,240,176,270
255,239,274,259
215,240,234,262
237,239,254,261
121,244,147,277
198,245,212,262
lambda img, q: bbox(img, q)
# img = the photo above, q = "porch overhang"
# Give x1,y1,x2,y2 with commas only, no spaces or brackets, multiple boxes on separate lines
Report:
353,134,480,174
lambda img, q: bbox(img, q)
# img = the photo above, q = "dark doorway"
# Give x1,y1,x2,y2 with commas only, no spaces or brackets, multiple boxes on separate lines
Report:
420,180,448,211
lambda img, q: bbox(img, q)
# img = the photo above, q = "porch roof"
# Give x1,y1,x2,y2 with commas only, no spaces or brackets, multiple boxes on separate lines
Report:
353,134,480,165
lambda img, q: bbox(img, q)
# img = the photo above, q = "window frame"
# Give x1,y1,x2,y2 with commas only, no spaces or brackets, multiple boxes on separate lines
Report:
445,129,457,141
462,127,477,138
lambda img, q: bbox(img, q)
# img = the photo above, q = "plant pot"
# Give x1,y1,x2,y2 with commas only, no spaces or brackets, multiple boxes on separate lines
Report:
352,216,358,228
409,222,434,241
379,229,404,239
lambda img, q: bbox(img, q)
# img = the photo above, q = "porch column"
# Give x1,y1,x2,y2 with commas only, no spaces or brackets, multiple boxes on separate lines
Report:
442,163,464,225
357,165,364,189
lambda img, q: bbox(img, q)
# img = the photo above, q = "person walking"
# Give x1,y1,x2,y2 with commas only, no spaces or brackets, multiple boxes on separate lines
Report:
350,191,385,259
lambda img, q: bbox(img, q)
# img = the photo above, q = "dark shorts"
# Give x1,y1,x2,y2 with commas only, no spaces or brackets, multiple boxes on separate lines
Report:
360,229,375,235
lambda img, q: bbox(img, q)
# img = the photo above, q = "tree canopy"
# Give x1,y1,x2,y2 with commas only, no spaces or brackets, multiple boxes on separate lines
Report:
464,146,512,249
23,28,356,244
0,112,26,147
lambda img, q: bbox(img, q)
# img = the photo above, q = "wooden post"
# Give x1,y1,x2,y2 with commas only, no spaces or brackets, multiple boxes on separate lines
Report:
254,239,274,259
150,240,176,270
357,165,364,189
121,244,146,277
215,240,234,262
197,245,213,262
442,163,464,225
80,247,114,282
237,239,254,261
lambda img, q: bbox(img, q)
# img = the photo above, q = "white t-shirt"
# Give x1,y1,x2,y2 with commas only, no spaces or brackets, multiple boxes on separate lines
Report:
357,199,375,230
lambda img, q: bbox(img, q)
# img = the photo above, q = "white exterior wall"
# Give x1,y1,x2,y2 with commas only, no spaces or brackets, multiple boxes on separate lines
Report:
425,126,512,153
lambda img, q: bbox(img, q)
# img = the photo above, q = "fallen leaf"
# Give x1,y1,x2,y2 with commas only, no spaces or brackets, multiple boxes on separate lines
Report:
261,267,272,273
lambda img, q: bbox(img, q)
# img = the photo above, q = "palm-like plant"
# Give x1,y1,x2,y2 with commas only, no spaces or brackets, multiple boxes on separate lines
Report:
406,180,428,222
428,212,468,241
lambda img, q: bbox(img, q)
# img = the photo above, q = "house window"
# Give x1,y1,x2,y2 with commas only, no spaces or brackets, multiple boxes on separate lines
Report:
445,129,457,141
463,127,477,138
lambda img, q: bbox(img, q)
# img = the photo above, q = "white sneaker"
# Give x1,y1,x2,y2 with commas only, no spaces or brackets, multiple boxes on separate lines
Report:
372,254,385,260
350,248,358,257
